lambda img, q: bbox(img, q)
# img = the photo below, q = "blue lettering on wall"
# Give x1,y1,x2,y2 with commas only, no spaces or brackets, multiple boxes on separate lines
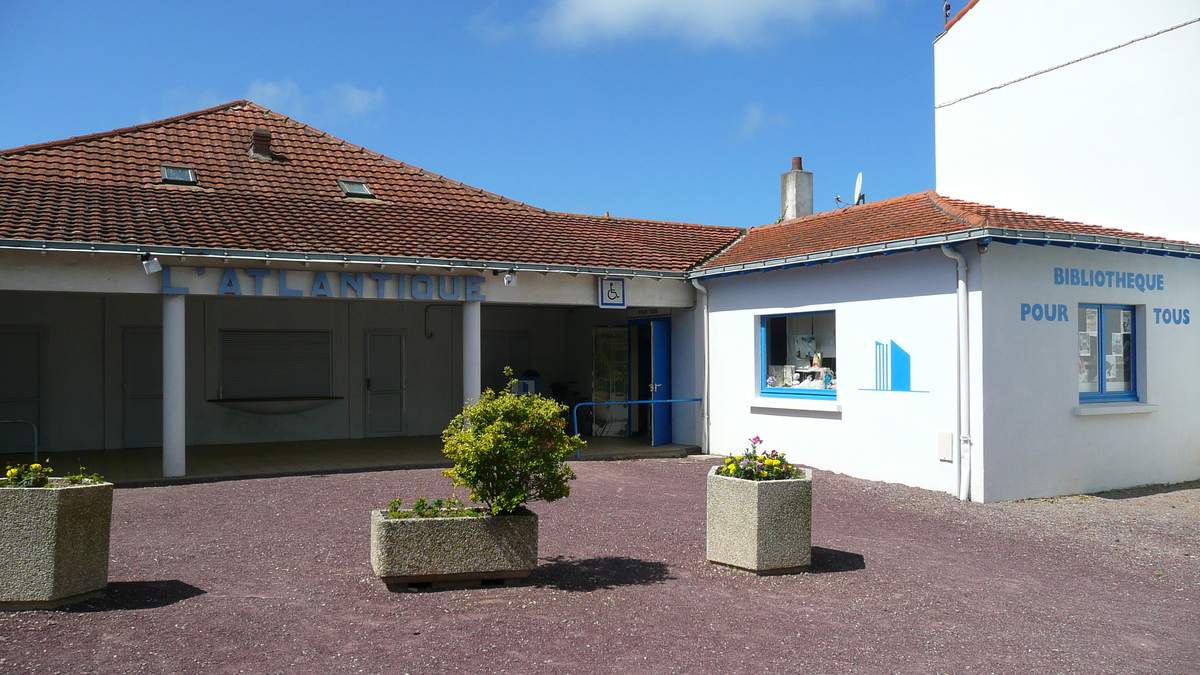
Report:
1154,308,1191,325
369,273,391,299
466,276,486,301
218,268,242,295
411,275,433,300
311,272,333,297
340,272,363,298
1020,302,1069,322
162,267,190,295
438,276,462,300
1054,267,1164,292
278,270,303,297
245,269,270,296
160,267,487,301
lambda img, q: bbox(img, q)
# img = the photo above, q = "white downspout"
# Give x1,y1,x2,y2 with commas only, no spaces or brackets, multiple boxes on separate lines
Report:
940,245,972,501
691,279,710,454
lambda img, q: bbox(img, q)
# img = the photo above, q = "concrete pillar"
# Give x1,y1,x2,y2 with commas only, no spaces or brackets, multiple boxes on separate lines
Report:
781,156,814,221
162,294,186,477
462,300,482,406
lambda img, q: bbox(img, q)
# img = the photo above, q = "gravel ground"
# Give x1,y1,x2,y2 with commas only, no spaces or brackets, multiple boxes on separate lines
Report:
1,457,1197,674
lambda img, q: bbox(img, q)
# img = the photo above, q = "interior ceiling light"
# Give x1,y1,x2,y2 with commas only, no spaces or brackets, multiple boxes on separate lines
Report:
337,179,374,198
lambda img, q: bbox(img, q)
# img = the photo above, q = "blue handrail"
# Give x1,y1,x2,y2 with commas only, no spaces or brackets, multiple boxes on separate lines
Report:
571,398,702,458
0,419,39,463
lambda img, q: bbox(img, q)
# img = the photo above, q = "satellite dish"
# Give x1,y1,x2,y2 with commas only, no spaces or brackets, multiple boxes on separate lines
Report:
835,172,867,208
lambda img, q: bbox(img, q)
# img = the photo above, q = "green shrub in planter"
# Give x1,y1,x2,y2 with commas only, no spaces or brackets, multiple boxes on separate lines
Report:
441,368,584,515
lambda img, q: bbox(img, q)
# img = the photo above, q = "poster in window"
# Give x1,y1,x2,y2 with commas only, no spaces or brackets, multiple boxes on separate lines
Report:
1078,333,1091,357
1111,332,1127,355
1121,311,1132,333
1086,312,1098,333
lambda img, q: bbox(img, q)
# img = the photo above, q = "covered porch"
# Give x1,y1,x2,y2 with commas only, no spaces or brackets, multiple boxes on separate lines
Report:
0,436,700,487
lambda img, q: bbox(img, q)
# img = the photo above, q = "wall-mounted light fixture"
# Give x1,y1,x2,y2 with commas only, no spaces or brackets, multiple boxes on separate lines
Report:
142,254,163,274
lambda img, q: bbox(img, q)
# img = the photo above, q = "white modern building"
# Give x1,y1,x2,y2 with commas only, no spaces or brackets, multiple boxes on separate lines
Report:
936,0,1200,243
3,100,1199,501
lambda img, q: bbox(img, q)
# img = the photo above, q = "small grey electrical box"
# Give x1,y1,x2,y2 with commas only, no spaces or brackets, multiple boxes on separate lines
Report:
938,432,954,462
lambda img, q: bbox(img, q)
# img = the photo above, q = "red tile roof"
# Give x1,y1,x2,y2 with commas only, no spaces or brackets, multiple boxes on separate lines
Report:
0,101,740,273
3,101,1183,278
945,0,982,31
700,190,1179,272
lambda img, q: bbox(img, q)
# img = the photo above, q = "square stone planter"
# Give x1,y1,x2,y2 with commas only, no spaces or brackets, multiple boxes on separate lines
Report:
370,509,538,585
0,479,113,609
706,465,812,574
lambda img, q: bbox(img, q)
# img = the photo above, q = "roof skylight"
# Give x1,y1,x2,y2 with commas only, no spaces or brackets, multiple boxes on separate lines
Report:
160,164,197,185
337,179,374,198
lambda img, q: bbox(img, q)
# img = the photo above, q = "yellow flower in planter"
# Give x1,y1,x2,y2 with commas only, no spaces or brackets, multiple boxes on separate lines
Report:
29,464,41,471
5,468,17,478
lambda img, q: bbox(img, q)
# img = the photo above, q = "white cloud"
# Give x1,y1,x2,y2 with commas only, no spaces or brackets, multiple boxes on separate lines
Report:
245,80,386,120
247,79,306,116
739,102,788,138
469,7,520,43
538,0,881,46
324,83,386,116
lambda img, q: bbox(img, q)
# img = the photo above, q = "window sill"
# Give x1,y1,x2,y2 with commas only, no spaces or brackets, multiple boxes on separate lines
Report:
210,397,343,415
1073,402,1158,416
751,397,841,413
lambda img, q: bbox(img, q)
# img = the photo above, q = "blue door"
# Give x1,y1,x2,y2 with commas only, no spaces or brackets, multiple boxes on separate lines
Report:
650,318,671,446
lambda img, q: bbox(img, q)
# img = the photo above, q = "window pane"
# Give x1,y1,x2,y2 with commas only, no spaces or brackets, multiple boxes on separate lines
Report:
220,331,332,399
1078,307,1099,393
1104,307,1133,392
764,312,835,391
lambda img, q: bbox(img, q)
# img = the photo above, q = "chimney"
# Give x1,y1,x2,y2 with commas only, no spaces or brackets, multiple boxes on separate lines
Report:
250,127,272,160
781,156,813,221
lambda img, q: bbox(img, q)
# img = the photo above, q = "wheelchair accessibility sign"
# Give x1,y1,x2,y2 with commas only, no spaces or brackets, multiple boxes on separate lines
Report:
599,277,626,308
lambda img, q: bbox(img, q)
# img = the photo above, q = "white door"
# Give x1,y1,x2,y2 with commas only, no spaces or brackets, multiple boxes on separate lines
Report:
0,331,40,453
365,332,405,436
123,327,162,448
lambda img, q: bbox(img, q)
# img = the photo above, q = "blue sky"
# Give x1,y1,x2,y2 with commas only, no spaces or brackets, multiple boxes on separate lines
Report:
0,1,945,228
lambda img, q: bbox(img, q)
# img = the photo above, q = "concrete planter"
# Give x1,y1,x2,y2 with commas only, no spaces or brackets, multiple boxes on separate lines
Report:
706,465,812,574
0,479,113,609
370,510,538,585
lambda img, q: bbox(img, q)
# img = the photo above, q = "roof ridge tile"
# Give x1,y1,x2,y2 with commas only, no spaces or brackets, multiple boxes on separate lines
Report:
0,100,254,155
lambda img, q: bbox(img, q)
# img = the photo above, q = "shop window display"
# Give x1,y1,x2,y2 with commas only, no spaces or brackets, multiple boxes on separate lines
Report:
1078,304,1136,402
761,311,836,398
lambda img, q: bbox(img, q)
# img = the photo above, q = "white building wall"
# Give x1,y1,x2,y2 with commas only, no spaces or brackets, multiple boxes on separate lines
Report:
705,250,965,495
935,0,1200,242
979,244,1200,500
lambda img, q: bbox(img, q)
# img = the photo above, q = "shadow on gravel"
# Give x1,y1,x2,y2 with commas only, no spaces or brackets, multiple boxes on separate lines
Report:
807,547,866,574
529,556,673,592
1091,478,1200,500
60,581,206,612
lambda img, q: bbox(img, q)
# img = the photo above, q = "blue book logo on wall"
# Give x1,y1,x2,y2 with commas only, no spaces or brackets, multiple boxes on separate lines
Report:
863,341,927,393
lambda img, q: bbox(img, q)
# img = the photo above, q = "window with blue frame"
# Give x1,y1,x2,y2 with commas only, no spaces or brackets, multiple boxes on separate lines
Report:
1077,304,1137,402
760,311,836,398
